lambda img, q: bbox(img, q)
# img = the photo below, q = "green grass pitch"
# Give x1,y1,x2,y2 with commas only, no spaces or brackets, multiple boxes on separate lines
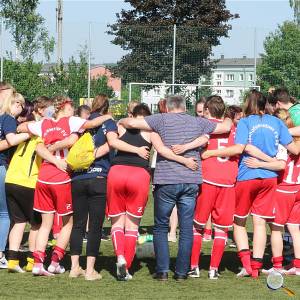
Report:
0,196,299,300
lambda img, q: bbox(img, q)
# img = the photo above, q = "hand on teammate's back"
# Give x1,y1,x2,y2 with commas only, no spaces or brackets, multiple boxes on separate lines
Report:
184,157,198,171
47,144,56,153
171,144,187,155
54,158,68,172
136,146,150,160
244,157,261,169
201,150,212,160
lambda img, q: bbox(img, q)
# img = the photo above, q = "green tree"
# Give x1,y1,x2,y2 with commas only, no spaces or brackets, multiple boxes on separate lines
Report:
108,0,237,84
121,85,142,101
49,62,68,96
1,0,54,60
257,22,300,98
50,49,115,105
2,50,115,104
3,59,47,100
290,0,300,25
91,76,114,98
65,55,89,103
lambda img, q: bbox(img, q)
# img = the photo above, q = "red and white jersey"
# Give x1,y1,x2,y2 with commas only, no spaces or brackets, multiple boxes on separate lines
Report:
277,145,300,193
28,116,86,184
202,118,238,187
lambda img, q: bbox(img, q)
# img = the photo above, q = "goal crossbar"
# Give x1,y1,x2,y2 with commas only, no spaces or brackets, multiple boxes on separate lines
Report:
128,82,261,102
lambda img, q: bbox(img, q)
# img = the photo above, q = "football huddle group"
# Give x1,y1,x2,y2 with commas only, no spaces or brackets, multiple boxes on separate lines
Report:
0,82,299,282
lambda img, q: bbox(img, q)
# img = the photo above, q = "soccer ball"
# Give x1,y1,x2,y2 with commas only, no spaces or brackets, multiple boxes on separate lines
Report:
136,242,155,259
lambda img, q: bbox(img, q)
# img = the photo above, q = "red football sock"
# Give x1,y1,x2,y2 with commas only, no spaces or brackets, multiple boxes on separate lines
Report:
111,227,125,257
190,228,203,269
33,250,46,264
210,230,227,270
124,230,138,269
251,258,263,278
293,258,300,268
51,246,65,263
238,249,252,275
204,228,212,236
272,256,283,269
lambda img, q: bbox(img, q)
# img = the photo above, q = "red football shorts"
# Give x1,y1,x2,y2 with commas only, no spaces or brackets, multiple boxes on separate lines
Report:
107,165,150,218
272,190,300,226
194,182,236,228
235,178,277,219
34,181,73,216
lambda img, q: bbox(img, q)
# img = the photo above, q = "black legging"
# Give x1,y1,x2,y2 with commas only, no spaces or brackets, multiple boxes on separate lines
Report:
70,177,106,257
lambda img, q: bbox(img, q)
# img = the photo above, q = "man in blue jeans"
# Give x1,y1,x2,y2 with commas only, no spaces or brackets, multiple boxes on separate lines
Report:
119,95,232,280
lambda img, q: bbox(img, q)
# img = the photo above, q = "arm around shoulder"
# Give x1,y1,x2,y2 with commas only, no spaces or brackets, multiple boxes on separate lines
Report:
6,133,30,146
212,118,233,134
285,141,300,155
202,144,245,160
83,114,112,129
118,117,152,131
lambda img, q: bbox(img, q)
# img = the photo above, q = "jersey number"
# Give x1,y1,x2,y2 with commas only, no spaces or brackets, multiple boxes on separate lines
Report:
217,138,229,162
285,160,300,184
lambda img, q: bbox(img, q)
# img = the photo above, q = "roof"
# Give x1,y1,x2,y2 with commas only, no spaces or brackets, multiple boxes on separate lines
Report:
40,58,261,73
214,57,262,67
40,63,117,73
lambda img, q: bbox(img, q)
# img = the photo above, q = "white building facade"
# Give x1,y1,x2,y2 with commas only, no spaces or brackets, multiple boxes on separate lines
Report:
140,56,261,110
210,56,261,105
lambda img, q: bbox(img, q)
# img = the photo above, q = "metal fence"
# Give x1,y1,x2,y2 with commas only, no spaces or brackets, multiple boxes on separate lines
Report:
0,19,291,113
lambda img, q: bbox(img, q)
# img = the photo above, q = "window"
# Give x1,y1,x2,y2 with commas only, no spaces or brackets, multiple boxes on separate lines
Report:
216,73,222,79
239,74,244,81
239,89,244,95
249,73,254,81
216,90,222,95
226,90,234,98
226,74,234,81
216,81,222,86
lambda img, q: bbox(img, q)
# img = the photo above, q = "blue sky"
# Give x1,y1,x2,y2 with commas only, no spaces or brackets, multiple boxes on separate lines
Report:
2,0,294,63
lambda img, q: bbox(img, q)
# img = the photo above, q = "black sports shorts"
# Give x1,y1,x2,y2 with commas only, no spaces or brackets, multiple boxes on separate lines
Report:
6,183,41,226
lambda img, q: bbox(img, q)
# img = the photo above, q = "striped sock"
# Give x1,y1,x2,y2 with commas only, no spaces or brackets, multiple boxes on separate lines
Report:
33,250,46,264
111,227,125,257
190,228,203,269
272,256,283,269
124,230,138,269
210,230,227,270
51,246,65,263
204,228,212,237
251,258,263,278
238,249,252,275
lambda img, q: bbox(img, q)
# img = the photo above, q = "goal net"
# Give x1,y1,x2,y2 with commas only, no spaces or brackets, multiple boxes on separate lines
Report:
128,82,261,114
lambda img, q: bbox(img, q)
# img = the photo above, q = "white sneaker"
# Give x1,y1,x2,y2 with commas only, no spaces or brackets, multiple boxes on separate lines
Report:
285,267,300,276
236,268,251,277
262,267,286,275
48,263,65,274
8,264,25,273
208,269,220,280
32,264,54,276
116,255,127,280
125,270,133,281
188,267,200,278
0,256,8,269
